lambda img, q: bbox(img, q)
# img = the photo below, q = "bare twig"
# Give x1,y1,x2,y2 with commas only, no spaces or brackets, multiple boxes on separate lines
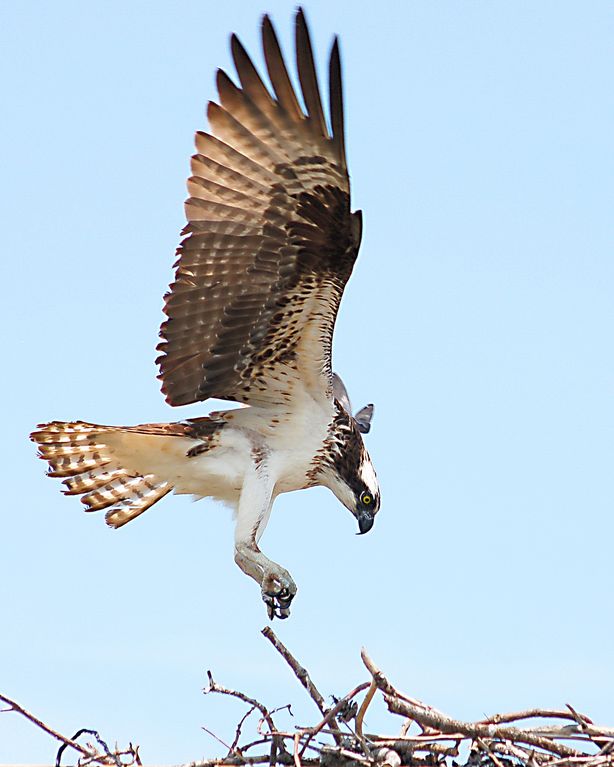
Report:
261,628,327,717
355,678,376,760
356,679,376,742
230,705,257,755
299,682,370,757
481,710,594,727
5,639,614,767
360,648,448,720
384,694,585,758
0,693,93,759
476,736,506,767
293,731,302,767
368,737,460,756
202,725,234,753
205,669,283,766
205,671,276,735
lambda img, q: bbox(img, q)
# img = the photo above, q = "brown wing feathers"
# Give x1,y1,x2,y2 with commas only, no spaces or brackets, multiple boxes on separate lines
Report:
262,15,304,121
328,38,346,171
157,9,359,407
295,9,328,139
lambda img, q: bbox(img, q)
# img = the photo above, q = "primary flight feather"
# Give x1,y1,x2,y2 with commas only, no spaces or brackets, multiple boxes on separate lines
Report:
31,8,380,619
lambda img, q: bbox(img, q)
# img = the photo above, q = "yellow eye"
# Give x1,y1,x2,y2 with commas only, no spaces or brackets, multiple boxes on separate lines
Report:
361,493,372,506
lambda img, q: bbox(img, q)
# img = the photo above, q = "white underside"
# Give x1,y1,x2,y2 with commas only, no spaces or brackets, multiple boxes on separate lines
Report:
102,391,334,545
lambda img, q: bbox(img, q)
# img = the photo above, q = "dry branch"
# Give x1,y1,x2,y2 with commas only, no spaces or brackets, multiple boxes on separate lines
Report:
189,635,614,767
2,632,613,767
261,627,328,718
0,692,93,759
0,692,140,766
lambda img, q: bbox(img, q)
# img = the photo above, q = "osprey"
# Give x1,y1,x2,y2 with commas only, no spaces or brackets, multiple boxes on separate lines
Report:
31,8,380,619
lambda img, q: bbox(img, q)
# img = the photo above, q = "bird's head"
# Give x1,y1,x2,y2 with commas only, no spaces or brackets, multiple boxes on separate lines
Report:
349,450,381,534
318,397,380,534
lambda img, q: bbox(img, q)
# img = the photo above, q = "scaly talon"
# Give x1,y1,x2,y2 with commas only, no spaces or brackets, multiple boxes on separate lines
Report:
262,571,296,619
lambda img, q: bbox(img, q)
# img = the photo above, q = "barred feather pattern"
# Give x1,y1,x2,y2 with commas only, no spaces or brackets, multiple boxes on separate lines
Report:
31,422,172,528
156,9,362,408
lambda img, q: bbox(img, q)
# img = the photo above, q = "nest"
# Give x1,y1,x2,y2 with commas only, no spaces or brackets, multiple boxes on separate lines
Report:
2,628,613,767
195,628,614,767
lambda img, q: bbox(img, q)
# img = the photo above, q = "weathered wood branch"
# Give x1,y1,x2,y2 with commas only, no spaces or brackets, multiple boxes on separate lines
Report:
2,632,613,767
0,692,95,761
261,627,328,719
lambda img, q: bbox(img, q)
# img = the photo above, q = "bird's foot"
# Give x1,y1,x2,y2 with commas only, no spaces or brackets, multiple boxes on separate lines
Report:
261,567,297,620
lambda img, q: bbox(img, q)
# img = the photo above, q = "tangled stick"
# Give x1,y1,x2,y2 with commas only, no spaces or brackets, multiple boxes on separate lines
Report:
193,635,614,767
0,692,140,766
2,631,614,767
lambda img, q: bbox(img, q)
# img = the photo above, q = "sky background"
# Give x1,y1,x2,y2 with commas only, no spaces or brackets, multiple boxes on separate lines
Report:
1,0,613,762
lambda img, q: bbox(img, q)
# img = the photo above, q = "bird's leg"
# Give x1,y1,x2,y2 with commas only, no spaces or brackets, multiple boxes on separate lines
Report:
234,542,296,619
233,453,297,619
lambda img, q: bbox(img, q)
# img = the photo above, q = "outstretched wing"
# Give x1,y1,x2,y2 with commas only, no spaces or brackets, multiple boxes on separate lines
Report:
156,9,362,407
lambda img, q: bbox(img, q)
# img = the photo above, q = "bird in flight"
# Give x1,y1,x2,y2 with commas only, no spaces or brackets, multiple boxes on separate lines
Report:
31,8,380,619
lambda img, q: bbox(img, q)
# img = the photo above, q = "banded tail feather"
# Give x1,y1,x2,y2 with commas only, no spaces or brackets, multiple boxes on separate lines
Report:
30,421,173,528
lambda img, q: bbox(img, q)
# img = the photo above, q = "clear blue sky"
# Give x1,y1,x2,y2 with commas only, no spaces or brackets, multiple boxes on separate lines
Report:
1,0,612,762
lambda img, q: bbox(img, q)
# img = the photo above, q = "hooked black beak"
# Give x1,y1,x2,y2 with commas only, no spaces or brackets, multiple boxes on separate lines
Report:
357,510,374,535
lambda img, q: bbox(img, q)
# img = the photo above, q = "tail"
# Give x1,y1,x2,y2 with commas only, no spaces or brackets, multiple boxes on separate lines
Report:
31,421,174,528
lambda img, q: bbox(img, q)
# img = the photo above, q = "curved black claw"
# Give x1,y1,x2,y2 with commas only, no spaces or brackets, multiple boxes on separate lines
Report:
262,580,296,620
